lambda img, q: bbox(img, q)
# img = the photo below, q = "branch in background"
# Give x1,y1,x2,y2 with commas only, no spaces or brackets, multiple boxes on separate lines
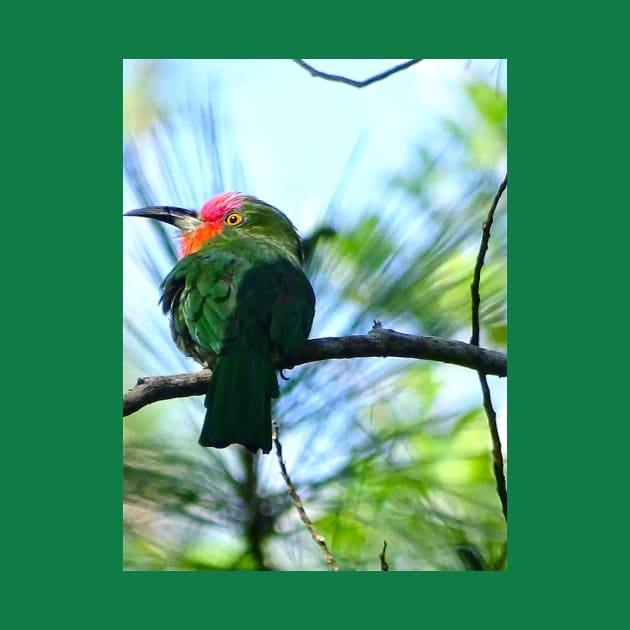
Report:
470,176,507,346
293,59,423,88
272,420,340,571
470,175,508,522
301,225,337,263
239,449,272,570
456,545,485,571
479,374,507,520
123,329,508,417
379,541,389,571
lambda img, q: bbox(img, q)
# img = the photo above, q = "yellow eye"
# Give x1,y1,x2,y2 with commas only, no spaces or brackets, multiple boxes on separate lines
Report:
225,212,243,226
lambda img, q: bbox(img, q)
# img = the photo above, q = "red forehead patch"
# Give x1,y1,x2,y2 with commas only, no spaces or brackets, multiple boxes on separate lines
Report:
199,192,247,222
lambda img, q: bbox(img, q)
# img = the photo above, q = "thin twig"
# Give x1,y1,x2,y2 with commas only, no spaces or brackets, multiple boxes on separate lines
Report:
479,373,507,520
123,329,507,416
470,175,508,521
379,541,389,571
471,176,507,346
293,59,422,88
272,420,340,571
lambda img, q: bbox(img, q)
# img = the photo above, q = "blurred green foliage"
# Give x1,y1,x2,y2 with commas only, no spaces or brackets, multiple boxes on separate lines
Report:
123,61,507,571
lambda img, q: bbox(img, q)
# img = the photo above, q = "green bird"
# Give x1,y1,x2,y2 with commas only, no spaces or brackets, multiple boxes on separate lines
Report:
125,192,316,454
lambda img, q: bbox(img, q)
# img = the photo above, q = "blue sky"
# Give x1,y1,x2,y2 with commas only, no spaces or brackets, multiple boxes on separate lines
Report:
124,59,506,229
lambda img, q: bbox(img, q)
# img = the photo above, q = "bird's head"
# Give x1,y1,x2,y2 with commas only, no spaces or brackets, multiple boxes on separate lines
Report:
125,192,303,260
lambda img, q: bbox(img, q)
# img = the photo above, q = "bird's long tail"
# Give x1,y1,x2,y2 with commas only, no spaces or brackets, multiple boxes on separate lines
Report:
199,347,279,454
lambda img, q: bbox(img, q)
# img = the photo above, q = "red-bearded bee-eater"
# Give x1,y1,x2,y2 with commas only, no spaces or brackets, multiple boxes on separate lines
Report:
125,192,316,454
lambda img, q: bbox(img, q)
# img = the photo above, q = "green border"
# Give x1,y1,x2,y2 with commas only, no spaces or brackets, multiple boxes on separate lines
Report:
8,5,595,625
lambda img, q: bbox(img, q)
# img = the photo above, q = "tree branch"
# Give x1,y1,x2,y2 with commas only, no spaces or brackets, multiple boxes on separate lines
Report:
272,420,340,571
123,328,507,417
293,59,422,88
469,175,508,522
478,373,507,520
379,541,389,571
470,176,507,346
239,449,272,570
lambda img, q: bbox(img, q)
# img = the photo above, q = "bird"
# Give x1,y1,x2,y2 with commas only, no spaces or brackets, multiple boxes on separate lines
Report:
125,192,316,454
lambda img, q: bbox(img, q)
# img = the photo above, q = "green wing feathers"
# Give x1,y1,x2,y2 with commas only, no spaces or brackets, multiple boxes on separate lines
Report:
270,264,316,356
160,252,240,363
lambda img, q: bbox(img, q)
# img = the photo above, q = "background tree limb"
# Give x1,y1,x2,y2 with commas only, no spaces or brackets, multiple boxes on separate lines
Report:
123,328,507,416
470,175,508,521
293,59,423,88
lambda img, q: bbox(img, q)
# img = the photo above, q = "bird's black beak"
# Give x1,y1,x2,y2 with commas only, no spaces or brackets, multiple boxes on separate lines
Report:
124,206,203,232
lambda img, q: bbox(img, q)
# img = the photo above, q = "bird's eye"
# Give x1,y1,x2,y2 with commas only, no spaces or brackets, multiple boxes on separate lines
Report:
225,212,244,226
